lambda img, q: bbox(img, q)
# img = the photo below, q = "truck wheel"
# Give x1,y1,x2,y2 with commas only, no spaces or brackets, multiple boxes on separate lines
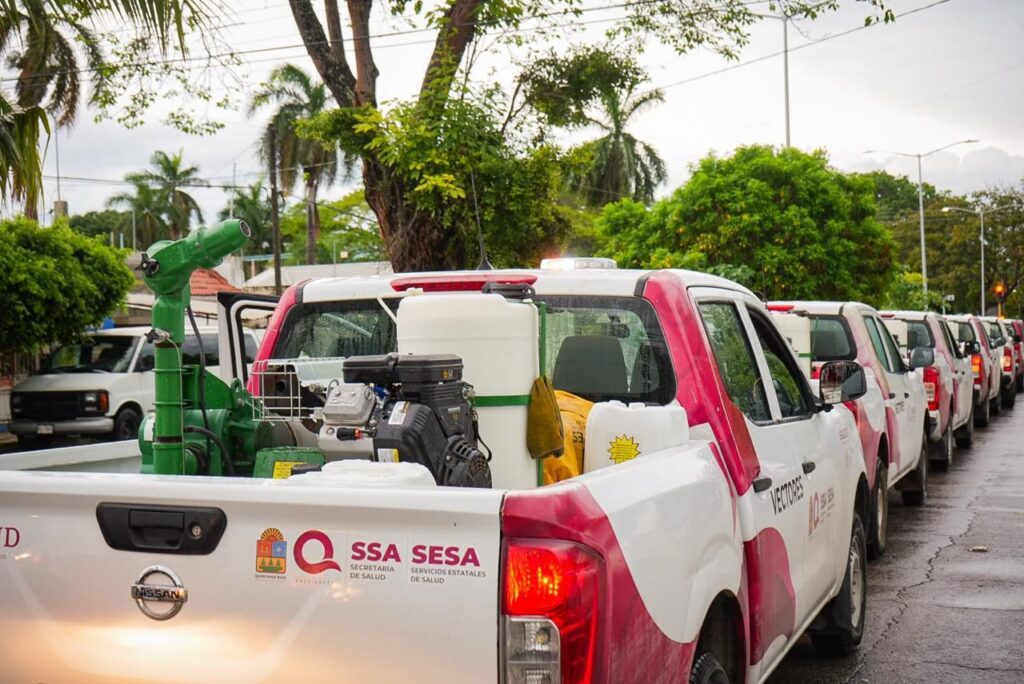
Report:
1017,374,1023,394
991,395,1001,416
930,423,953,472
688,652,730,684
1001,386,1016,409
975,397,990,428
811,514,867,656
955,405,974,448
112,407,142,441
15,434,51,450
900,438,928,506
867,459,888,560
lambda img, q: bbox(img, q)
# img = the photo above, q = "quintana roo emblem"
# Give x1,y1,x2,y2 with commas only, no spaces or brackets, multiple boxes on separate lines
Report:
256,528,288,575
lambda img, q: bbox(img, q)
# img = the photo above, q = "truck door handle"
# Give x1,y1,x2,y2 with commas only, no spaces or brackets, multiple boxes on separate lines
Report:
802,461,816,474
888,392,896,399
96,503,227,555
752,476,773,493
905,392,910,399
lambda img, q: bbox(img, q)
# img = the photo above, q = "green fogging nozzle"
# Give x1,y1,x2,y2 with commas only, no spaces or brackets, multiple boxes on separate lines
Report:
143,219,252,294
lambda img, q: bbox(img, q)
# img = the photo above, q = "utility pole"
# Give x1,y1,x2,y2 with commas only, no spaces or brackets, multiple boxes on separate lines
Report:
132,210,137,251
782,15,790,147
268,123,283,296
916,153,927,295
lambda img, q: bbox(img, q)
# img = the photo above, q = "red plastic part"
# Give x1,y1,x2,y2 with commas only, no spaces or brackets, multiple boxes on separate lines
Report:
766,303,795,312
503,539,601,684
389,273,537,292
246,281,304,394
923,365,940,411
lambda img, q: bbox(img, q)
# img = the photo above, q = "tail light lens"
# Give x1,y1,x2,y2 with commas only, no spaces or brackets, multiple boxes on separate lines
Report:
1003,347,1013,371
502,539,601,684
971,354,983,385
923,366,939,411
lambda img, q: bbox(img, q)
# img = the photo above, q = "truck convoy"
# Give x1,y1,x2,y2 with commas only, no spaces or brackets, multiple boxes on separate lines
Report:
0,222,879,684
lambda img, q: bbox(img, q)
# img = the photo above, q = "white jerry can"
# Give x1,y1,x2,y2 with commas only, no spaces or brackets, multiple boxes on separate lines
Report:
583,401,689,473
771,311,813,379
397,293,540,489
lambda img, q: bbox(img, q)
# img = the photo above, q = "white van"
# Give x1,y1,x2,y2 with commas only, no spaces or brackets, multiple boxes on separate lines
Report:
8,326,259,446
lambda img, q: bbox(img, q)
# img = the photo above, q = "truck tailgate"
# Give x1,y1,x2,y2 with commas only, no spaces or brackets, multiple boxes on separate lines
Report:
0,471,504,684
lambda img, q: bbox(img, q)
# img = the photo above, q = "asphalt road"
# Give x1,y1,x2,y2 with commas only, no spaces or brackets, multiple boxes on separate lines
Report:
769,402,1024,683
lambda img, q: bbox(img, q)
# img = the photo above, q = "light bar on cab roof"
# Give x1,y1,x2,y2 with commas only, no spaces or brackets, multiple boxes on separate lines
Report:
766,303,795,312
539,257,617,271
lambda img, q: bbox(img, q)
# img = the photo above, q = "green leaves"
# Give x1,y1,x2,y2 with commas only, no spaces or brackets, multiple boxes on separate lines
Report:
0,217,134,356
597,145,898,303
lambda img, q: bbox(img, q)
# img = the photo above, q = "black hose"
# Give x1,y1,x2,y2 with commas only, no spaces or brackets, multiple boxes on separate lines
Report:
186,306,213,466
183,425,236,476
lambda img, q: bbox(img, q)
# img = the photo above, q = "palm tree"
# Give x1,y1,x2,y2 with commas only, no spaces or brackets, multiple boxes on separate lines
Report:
127,150,206,239
106,180,171,247
249,64,341,265
568,85,668,207
0,0,202,211
218,179,271,252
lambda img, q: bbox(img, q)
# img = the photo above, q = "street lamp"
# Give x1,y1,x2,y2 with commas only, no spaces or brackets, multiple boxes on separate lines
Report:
865,139,978,296
753,11,792,147
941,203,1020,315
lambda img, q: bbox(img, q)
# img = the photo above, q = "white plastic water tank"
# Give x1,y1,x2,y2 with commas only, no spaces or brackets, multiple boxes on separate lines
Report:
584,401,689,473
398,294,539,489
285,460,437,488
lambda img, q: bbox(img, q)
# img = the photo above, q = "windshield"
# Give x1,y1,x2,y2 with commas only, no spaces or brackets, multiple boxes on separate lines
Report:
271,294,674,404
985,321,1004,341
41,335,138,373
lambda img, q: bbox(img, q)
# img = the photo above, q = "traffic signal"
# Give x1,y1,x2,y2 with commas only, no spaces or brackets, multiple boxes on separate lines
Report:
993,281,1008,302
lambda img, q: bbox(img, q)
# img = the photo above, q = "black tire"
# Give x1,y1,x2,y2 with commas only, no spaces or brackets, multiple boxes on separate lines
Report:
867,459,888,560
930,421,953,472
112,407,142,441
688,652,730,684
900,436,928,506
1002,385,1016,409
955,404,974,449
1016,374,1023,394
811,514,867,656
975,396,991,427
14,434,50,450
991,394,1001,416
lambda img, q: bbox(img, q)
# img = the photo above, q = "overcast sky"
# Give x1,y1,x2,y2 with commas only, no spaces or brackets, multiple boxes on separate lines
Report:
24,0,1024,240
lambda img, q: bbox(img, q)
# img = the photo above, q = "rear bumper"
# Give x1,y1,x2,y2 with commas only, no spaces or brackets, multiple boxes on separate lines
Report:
926,410,942,441
8,417,114,436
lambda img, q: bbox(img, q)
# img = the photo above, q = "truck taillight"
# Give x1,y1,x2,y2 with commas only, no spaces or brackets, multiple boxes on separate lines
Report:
1003,347,1013,371
923,366,939,411
502,539,601,684
972,354,982,385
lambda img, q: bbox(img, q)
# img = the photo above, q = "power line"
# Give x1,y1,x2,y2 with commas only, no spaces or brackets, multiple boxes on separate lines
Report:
655,0,952,91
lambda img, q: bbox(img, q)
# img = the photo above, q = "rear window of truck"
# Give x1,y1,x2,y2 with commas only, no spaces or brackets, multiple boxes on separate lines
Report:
271,295,675,405
809,315,856,361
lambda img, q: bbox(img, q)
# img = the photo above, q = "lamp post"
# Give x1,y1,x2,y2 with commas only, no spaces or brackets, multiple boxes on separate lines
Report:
866,139,978,296
942,204,1019,315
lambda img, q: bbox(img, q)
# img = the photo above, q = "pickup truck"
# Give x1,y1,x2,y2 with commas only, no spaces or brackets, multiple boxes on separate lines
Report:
768,302,930,562
881,311,975,469
1008,319,1024,393
946,314,1000,426
980,316,1017,409
0,267,873,684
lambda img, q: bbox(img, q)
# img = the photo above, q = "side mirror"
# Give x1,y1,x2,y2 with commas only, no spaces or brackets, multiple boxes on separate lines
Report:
909,346,935,369
995,337,1007,347
818,360,867,405
963,340,981,355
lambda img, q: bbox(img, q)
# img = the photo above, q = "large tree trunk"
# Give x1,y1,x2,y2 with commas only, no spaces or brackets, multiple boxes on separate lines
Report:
305,177,319,264
291,0,482,273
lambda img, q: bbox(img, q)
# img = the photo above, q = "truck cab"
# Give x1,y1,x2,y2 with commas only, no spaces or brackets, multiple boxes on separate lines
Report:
945,314,1000,426
1,268,869,684
881,311,975,468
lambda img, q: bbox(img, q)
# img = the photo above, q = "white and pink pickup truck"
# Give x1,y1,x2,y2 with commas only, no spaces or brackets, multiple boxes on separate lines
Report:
1,268,871,684
768,302,930,562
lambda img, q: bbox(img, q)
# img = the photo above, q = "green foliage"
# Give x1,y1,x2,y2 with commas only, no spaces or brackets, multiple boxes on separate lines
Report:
279,190,385,265
0,217,134,355
598,145,899,302
303,93,576,268
856,170,938,221
68,209,130,239
0,97,47,206
884,271,943,311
